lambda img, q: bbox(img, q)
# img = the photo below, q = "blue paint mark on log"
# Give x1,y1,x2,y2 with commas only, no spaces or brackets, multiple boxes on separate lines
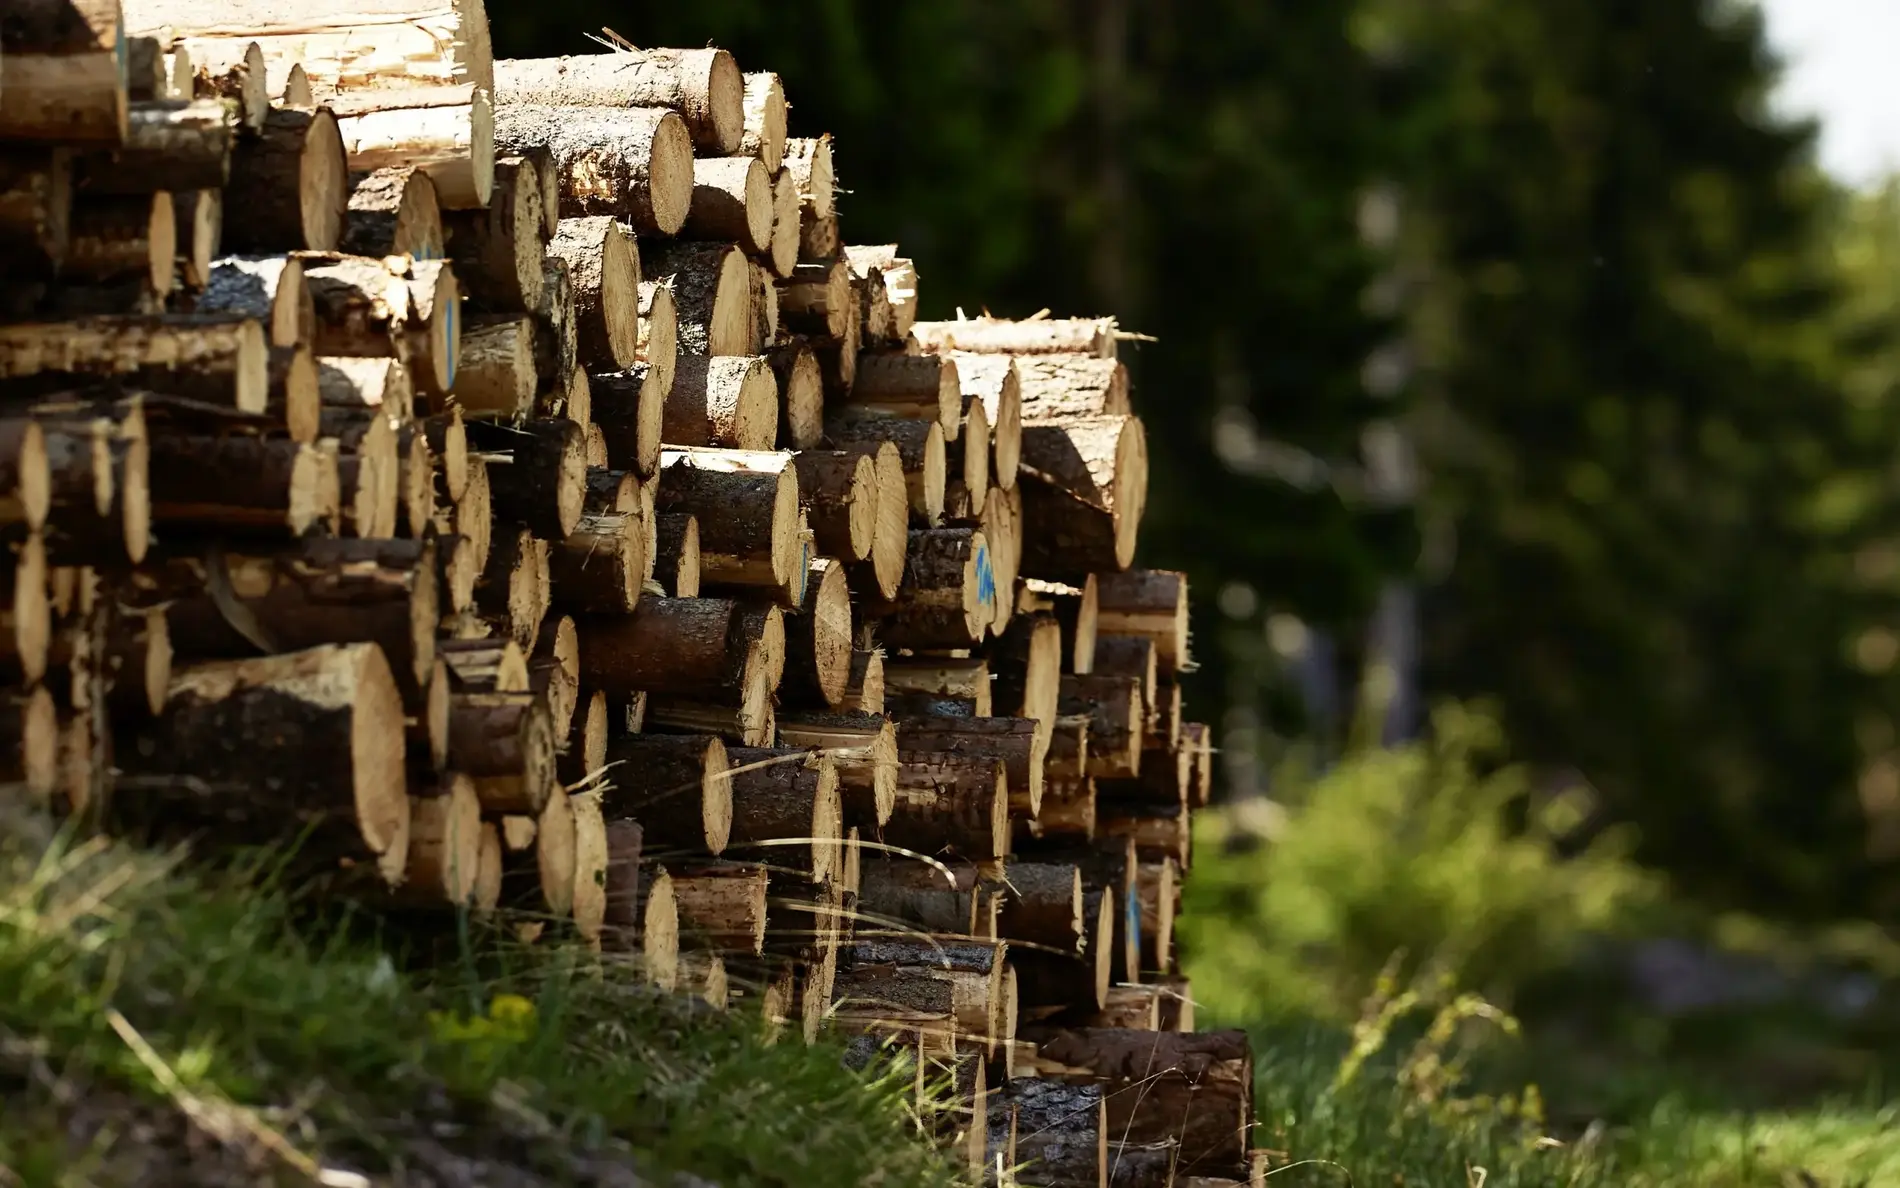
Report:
1125,886,1143,966
976,544,996,609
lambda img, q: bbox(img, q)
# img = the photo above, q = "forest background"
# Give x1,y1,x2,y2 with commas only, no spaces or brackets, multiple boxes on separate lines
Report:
488,1,1900,1176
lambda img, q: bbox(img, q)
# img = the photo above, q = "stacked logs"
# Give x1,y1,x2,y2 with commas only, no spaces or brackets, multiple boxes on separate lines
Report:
0,5,1252,1185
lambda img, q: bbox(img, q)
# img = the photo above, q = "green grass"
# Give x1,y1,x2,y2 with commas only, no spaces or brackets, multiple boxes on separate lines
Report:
0,807,966,1187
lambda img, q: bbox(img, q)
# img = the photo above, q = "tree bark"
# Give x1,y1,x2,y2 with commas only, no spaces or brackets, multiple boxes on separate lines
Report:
330,84,493,209
656,449,799,593
1016,355,1130,421
911,316,1119,359
455,314,538,419
996,1078,1105,1188
467,416,585,539
0,314,268,413
671,860,770,954
1061,674,1143,780
573,596,737,697
778,258,849,338
77,97,232,195
340,165,444,261
473,526,548,648
1028,1029,1253,1172
1095,569,1190,679
865,527,993,650
885,754,1009,862
494,49,742,154
654,512,699,598
846,353,960,438
826,418,944,528
447,689,555,816
900,715,1045,821
146,429,331,539
443,155,545,310
588,362,664,479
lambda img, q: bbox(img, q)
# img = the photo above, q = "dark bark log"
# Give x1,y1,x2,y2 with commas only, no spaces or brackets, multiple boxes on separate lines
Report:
599,731,731,856
642,239,749,357
1061,674,1143,780
885,754,1009,862
222,106,346,253
725,745,841,882
448,690,555,816
467,416,585,539
776,710,897,829
442,155,544,310
342,165,445,261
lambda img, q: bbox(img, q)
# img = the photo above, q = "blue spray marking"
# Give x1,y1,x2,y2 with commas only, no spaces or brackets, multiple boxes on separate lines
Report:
975,544,996,611
1124,887,1143,969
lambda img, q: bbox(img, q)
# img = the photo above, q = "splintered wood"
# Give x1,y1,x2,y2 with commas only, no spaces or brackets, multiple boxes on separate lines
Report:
0,5,1249,1181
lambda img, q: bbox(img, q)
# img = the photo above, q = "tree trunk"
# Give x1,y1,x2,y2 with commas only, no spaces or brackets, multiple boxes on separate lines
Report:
548,512,642,613
684,155,772,253
767,157,800,279
62,189,174,300
1099,804,1191,872
634,279,677,417
654,512,700,598
741,72,787,173
778,258,849,339
1016,355,1130,421
790,449,876,563
783,135,833,218
0,314,268,414
1095,569,1190,679
900,715,1045,820
997,1078,1105,1188
589,363,665,479
467,416,584,539
548,214,639,368
0,150,73,279
778,557,852,708
197,254,310,348
574,596,738,697
473,526,548,649
494,49,742,154
663,354,778,452
455,314,538,419
146,430,332,539
846,353,959,438
1028,1029,1253,1173
492,103,692,236
911,316,1119,359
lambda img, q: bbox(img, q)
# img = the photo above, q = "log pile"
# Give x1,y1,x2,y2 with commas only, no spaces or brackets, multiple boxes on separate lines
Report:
0,6,1249,1184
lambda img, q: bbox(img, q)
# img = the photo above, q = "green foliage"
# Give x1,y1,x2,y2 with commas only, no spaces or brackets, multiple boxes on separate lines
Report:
1180,702,1653,1017
0,811,963,1187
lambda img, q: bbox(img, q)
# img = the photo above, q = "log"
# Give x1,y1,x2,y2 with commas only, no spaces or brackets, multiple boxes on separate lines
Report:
783,135,833,218
117,643,410,885
1099,741,1188,814
840,940,1006,1055
299,253,414,359
494,50,742,154
781,556,853,708
390,772,481,908
548,512,642,613
471,820,503,914
634,279,676,414
643,240,750,357
1099,804,1191,872
526,256,576,406
1095,570,1190,679
573,596,738,698
30,398,147,566
447,690,554,816
544,216,636,370
183,39,266,134
680,157,769,258
993,612,1063,753
106,603,170,719
443,155,543,310
1092,635,1157,722
856,858,983,938
588,363,664,480
1038,776,1096,843
725,746,842,882
900,716,1045,821
0,150,73,278
1029,1029,1253,1171
1090,984,1162,1031
655,449,800,594
1149,681,1184,752
672,861,770,954
790,449,876,564
492,103,692,236
0,686,61,802
0,419,51,535
911,316,1119,359
885,754,1009,862
998,1077,1106,1188
569,789,610,944
846,353,960,439
131,537,438,699
75,97,231,195
322,406,398,535
0,0,127,144
842,649,885,717
396,251,456,397
840,440,907,601
599,814,643,936
767,166,800,278
1061,674,1143,780
499,780,574,918
1019,416,1148,578
980,484,1022,633
1155,976,1195,1032
992,861,1084,955
422,406,469,503
197,254,309,347
1183,722,1214,809
467,416,585,539
529,613,578,736
173,189,220,292
663,354,778,452
599,732,732,856
124,0,494,97
741,72,787,173
778,258,849,338
339,166,445,262
473,526,548,648
775,711,897,829
455,314,537,418
865,527,994,650
319,356,412,423
1134,859,1177,975
843,247,893,344
883,658,992,717
827,418,944,529
654,512,700,598
767,342,824,451
0,536,51,687
0,315,268,413
946,401,991,526
439,637,527,693
222,106,347,253
1022,575,1099,675
627,864,681,989
1016,355,1130,422
644,643,774,749
750,259,778,356
146,430,331,538
330,84,493,210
